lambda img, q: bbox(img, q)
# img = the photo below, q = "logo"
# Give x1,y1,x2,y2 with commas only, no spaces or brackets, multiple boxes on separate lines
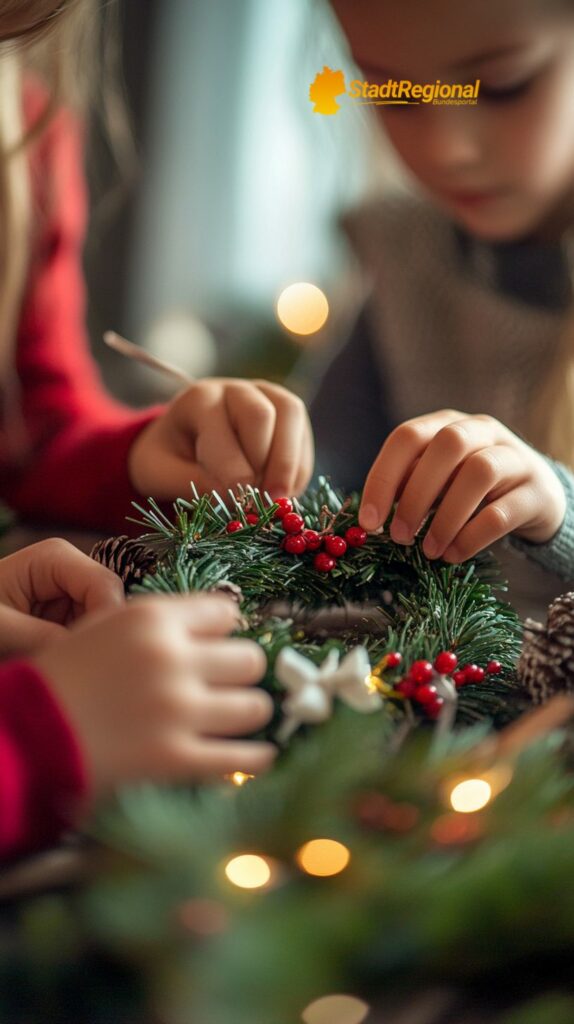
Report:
309,66,347,115
309,65,480,114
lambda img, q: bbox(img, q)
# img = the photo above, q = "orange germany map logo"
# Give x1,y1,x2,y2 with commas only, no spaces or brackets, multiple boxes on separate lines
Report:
309,66,347,115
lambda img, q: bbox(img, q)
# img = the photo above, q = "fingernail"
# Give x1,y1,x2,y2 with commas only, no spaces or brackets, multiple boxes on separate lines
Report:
423,535,439,559
391,518,412,545
359,503,381,532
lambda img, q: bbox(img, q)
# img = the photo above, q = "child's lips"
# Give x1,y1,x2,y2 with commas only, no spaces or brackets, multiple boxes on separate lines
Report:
442,187,506,207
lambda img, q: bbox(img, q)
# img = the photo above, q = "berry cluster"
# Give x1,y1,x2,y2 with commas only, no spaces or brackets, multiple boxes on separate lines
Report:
225,508,261,533
389,650,502,720
273,498,367,572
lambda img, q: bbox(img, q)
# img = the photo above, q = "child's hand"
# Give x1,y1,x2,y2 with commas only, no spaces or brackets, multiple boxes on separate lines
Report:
128,379,314,500
358,410,567,563
0,540,124,657
32,593,276,796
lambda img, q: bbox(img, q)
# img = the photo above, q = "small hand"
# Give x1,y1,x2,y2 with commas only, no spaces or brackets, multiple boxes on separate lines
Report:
128,378,314,500
33,593,276,797
0,539,124,657
358,410,566,563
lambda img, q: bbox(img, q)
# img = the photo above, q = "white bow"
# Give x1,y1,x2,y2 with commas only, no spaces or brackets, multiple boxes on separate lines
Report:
274,645,383,743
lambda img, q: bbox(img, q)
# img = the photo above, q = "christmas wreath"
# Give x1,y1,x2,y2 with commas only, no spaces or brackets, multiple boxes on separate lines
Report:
3,480,574,1024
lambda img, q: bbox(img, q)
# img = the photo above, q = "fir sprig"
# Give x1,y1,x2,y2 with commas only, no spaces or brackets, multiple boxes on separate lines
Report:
129,479,525,729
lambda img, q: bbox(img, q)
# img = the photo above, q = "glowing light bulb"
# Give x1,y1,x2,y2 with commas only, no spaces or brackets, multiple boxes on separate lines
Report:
365,673,379,694
276,282,329,336
449,778,492,813
302,993,370,1024
226,771,254,787
296,838,350,877
224,854,273,889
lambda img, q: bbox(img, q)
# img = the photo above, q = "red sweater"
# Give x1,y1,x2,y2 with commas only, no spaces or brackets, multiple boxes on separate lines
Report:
0,92,164,860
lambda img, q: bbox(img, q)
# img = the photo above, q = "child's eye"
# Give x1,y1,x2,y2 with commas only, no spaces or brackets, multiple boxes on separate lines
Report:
480,77,535,103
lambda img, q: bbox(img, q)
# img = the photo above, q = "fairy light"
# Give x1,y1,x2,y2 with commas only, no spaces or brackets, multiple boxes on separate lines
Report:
449,778,492,813
365,674,379,694
302,993,370,1024
225,771,255,787
276,282,329,336
224,854,273,890
296,839,350,877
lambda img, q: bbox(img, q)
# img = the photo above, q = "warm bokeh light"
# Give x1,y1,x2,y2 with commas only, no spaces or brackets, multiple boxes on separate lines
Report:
302,993,370,1024
224,854,273,889
276,282,329,336
365,673,379,694
296,838,350,877
225,771,255,787
449,778,492,814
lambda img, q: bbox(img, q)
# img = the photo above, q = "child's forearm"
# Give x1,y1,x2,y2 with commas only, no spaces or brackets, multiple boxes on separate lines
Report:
0,660,87,861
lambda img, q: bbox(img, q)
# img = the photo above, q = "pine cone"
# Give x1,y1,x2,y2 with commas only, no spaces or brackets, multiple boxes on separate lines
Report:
90,535,158,589
518,591,574,704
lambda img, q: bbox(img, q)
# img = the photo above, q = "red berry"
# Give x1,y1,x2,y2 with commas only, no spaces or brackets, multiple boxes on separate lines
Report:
434,651,458,675
453,670,468,688
283,534,307,555
282,512,305,534
273,498,293,519
465,665,485,685
414,684,438,705
324,535,347,557
314,552,336,573
386,651,403,669
426,697,445,720
345,526,368,548
302,530,322,551
409,660,434,685
226,520,243,533
486,660,502,676
395,678,416,698
245,513,259,525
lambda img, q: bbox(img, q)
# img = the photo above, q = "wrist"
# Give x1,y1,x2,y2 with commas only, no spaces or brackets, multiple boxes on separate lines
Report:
513,479,566,545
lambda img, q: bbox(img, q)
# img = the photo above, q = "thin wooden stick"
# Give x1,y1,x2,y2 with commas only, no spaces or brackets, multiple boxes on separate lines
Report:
103,330,193,385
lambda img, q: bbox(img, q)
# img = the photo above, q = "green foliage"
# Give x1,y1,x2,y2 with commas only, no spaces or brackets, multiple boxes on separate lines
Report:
129,479,525,731
2,479,563,1024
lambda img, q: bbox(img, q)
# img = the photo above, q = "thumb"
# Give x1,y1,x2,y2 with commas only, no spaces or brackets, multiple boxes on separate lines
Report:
0,605,66,658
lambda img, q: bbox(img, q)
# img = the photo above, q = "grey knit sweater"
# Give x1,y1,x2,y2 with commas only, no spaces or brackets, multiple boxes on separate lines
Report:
308,194,574,622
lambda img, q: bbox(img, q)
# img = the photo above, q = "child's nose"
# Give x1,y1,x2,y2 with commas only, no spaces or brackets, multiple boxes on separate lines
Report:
420,106,483,174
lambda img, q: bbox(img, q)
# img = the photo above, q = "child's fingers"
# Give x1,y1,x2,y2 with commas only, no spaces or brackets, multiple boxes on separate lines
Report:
130,593,243,637
12,540,125,617
0,605,66,656
192,637,267,684
422,445,528,559
255,381,314,497
182,738,277,780
225,382,277,477
359,410,465,531
441,482,535,563
195,403,256,487
193,687,274,736
388,418,504,544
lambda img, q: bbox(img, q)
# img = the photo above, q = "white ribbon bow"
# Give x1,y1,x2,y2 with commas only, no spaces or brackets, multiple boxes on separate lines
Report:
275,645,383,743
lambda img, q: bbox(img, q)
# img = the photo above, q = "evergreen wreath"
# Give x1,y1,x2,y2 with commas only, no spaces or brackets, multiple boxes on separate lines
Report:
4,480,574,1024
118,476,526,733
